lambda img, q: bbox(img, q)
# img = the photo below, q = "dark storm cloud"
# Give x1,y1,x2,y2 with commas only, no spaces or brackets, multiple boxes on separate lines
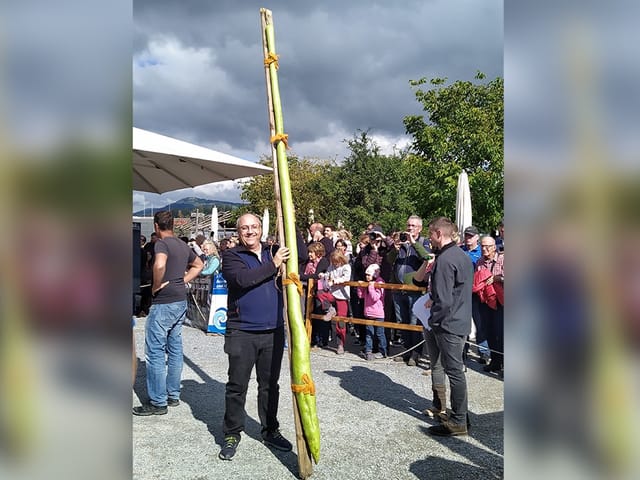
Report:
134,0,503,160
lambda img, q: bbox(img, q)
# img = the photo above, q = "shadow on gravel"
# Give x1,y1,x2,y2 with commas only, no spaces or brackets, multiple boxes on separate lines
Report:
181,354,299,477
133,359,148,403
415,412,504,478
410,456,500,480
326,366,503,478
325,366,428,421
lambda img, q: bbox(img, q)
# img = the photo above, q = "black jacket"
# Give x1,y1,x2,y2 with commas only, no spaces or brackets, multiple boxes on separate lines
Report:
429,242,474,335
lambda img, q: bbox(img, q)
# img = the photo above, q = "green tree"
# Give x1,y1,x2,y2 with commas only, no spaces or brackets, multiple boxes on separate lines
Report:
239,154,335,233
403,72,503,232
329,131,417,234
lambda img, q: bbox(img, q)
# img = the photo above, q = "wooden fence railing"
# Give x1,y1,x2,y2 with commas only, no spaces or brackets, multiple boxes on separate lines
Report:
305,278,426,332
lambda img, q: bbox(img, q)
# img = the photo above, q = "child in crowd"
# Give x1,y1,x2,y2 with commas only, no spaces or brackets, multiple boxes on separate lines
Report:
316,250,351,354
357,263,387,360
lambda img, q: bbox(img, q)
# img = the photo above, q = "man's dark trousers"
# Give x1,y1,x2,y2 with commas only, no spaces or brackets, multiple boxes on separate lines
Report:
433,326,468,426
223,326,285,436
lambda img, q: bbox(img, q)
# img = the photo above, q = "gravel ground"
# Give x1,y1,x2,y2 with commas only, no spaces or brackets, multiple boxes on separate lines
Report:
133,318,504,480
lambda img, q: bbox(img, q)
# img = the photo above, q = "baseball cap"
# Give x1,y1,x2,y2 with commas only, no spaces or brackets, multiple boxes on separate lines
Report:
463,226,479,236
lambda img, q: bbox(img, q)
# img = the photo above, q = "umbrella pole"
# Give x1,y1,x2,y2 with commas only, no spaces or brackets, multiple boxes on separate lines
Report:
260,8,314,478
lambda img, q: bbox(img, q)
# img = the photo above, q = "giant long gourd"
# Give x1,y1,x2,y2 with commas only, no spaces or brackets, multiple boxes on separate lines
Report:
260,8,321,465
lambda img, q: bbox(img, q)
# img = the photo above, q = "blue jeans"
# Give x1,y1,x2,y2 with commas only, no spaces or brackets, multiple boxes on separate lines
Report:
365,317,387,355
145,300,187,407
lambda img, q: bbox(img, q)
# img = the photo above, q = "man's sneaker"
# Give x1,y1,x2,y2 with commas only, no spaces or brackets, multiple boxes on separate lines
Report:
336,343,345,355
373,352,385,359
365,352,375,361
219,435,240,460
407,357,417,367
262,430,292,452
132,404,167,416
428,420,468,436
393,356,406,363
167,398,180,407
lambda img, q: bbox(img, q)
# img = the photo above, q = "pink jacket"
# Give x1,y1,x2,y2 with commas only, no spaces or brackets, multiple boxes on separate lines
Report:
357,279,385,319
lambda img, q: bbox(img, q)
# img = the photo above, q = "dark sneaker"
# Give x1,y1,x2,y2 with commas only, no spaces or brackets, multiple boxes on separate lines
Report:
428,420,468,436
219,435,240,460
262,430,292,452
167,398,180,407
132,404,167,416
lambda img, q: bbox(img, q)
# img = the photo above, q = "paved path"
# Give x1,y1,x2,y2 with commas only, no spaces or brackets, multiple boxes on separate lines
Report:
133,319,504,479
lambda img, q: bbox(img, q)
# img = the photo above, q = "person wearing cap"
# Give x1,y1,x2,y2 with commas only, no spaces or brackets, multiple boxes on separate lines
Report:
462,226,482,267
386,215,432,366
462,225,490,364
357,263,387,360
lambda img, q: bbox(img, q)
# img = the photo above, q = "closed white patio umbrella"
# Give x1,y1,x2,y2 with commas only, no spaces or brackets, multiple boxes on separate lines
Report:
455,170,472,235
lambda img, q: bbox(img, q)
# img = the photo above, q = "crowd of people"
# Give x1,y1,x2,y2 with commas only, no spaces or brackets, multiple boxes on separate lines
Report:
134,209,504,458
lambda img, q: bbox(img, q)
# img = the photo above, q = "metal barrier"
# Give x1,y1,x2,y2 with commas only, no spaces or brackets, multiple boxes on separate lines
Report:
186,277,212,331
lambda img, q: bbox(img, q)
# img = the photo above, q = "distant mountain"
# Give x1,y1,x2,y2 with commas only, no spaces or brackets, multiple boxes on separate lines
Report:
133,196,243,217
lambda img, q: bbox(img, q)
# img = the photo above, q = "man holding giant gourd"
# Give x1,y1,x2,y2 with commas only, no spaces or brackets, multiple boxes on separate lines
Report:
218,213,292,461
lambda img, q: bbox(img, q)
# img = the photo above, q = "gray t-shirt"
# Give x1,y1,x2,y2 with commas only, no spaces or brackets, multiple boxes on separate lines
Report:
152,236,197,304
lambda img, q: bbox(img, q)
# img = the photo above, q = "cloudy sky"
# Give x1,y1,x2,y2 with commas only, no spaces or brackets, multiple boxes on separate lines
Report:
133,0,503,211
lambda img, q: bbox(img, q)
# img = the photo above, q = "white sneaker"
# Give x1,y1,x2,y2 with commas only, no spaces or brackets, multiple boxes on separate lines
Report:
322,307,336,322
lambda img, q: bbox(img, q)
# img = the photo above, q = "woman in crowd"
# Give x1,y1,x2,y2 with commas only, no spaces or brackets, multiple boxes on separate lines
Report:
316,250,352,354
301,242,330,349
200,240,221,276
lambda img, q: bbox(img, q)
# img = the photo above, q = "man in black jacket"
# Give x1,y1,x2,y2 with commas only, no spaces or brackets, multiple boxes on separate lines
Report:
218,213,292,461
426,216,474,436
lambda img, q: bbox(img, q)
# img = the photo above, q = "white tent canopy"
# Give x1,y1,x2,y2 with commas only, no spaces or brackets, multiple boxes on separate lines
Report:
455,170,473,235
132,127,272,194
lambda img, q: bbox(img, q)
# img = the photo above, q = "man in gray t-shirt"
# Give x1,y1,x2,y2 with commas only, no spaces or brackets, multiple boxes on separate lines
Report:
133,211,203,416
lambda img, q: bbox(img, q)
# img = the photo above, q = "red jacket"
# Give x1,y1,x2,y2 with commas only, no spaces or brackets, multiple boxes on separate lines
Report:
473,269,504,309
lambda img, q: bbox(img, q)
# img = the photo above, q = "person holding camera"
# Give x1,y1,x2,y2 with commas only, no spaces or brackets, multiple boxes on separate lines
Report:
386,215,432,366
352,226,393,342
